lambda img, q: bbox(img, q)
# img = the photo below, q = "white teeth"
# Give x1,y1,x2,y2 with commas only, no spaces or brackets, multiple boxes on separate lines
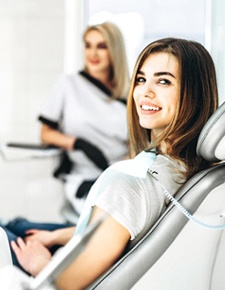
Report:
142,105,159,111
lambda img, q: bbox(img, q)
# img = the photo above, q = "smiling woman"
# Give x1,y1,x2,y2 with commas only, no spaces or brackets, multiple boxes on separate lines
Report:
9,37,219,290
84,30,111,85
83,22,130,97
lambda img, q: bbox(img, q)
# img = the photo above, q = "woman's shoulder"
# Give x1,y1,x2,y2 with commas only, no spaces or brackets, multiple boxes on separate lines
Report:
55,73,91,93
154,154,185,170
95,153,183,188
61,72,82,82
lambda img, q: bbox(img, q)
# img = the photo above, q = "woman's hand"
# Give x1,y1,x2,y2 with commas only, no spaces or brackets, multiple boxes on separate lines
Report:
11,237,51,276
25,229,56,248
25,227,76,247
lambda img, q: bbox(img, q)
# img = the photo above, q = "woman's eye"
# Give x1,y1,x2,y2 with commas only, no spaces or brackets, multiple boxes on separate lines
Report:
135,76,146,84
85,43,91,49
158,79,171,85
97,43,107,49
84,43,107,49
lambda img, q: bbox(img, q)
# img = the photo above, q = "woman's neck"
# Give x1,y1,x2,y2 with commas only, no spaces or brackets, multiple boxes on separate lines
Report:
88,70,113,90
151,131,168,154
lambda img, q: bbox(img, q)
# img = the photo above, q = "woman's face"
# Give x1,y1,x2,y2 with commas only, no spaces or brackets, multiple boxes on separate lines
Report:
133,52,180,138
84,30,111,75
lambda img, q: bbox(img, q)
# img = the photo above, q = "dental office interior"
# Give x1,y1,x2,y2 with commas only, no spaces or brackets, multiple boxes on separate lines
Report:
0,0,224,224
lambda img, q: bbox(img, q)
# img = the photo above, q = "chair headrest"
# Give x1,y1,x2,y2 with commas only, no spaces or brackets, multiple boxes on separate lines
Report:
197,102,225,162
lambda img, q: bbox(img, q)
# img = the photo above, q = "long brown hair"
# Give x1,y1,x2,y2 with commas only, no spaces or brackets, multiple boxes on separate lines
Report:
127,38,218,179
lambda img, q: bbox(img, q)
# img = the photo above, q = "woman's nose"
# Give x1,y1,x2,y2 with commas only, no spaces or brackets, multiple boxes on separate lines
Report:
141,82,155,99
90,47,98,56
144,91,155,99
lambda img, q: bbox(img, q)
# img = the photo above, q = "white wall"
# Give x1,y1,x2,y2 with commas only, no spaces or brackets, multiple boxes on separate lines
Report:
0,0,65,143
211,0,225,103
0,0,66,222
88,0,207,71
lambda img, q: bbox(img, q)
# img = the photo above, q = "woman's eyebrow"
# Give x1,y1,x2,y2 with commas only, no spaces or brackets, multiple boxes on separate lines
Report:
154,72,176,78
137,70,145,75
137,70,176,79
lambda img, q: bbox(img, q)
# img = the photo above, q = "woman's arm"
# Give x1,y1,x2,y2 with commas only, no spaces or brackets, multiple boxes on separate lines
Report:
55,206,130,290
41,124,109,170
11,207,130,288
40,124,75,151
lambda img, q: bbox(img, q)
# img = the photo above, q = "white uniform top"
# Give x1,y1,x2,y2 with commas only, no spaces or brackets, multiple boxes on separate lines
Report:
75,152,185,242
39,72,128,214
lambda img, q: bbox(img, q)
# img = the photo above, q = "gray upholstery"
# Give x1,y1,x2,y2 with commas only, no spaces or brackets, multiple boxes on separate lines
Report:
132,182,225,290
197,101,225,161
86,102,225,290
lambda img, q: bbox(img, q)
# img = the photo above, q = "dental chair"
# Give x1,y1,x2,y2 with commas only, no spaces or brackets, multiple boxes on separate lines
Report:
1,102,225,290
86,101,225,290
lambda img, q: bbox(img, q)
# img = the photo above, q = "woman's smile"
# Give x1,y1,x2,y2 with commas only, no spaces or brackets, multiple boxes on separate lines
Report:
140,101,161,114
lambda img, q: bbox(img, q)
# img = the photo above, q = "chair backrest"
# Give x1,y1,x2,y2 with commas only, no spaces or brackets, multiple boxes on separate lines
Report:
0,227,12,267
131,182,225,290
86,102,225,290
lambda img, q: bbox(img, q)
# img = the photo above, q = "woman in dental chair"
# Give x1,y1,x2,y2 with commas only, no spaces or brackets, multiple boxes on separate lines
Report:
10,38,218,290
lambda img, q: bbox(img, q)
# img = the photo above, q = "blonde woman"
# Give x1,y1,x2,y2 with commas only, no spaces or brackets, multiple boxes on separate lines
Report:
38,22,130,222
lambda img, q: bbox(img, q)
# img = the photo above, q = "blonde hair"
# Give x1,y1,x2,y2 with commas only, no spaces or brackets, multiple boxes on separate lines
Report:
127,38,218,179
83,22,130,99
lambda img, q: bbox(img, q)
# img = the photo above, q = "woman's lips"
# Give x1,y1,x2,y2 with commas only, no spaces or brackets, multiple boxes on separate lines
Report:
88,60,100,65
137,100,161,115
